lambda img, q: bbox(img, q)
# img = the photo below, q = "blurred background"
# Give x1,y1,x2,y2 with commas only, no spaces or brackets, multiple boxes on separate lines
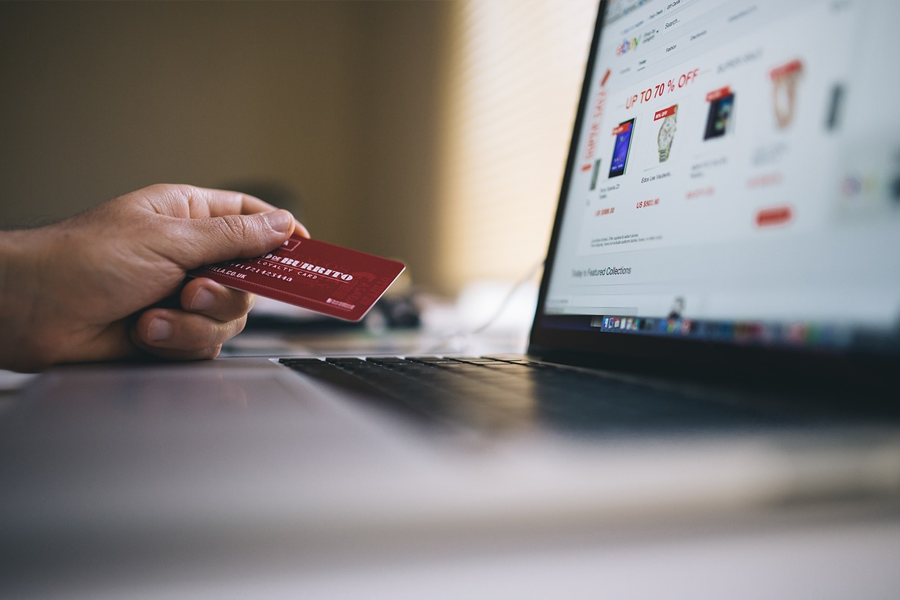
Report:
0,0,596,299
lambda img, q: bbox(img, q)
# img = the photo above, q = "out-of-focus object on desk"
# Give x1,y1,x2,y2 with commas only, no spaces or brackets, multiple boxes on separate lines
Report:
0,370,37,392
0,370,38,416
226,277,538,358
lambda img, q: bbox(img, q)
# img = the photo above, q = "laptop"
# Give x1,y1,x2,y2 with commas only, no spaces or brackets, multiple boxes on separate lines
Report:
3,0,900,596
276,0,900,433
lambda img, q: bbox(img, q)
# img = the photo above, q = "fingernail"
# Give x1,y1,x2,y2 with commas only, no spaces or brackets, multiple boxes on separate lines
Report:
190,287,215,312
265,210,293,234
147,318,172,342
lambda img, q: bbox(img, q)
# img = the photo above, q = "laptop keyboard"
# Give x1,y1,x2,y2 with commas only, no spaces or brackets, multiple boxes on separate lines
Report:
279,356,772,434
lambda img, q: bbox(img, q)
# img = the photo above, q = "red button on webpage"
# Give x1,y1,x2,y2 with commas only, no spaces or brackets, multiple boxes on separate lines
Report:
756,206,793,227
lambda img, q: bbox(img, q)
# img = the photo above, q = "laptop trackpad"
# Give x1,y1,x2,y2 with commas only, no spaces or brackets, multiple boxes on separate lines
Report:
2,358,435,494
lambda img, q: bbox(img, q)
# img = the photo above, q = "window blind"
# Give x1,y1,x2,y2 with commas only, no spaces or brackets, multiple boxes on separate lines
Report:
436,0,598,293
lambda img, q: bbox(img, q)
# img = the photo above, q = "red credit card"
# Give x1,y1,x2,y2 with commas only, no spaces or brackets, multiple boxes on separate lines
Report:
188,236,406,322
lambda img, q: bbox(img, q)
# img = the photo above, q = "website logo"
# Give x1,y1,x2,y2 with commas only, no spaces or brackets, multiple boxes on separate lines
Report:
616,37,639,56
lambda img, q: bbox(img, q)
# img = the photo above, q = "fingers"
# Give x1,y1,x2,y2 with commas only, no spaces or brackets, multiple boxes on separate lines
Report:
188,187,281,218
180,278,254,322
162,185,311,238
131,279,256,361
123,184,311,363
131,308,247,361
132,185,309,264
174,209,296,269
291,219,310,239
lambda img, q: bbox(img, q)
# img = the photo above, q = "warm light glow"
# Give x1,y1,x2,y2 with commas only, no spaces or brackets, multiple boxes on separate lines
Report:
436,0,597,294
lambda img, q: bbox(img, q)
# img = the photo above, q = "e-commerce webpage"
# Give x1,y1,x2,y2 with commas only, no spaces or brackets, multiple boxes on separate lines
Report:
544,0,900,348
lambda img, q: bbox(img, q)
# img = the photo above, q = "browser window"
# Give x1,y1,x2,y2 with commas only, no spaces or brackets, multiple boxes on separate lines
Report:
543,0,900,350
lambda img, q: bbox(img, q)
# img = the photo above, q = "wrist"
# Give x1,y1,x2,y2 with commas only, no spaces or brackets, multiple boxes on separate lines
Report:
0,229,47,371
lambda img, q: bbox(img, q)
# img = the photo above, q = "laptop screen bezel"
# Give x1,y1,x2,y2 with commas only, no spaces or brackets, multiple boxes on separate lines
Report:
526,0,896,382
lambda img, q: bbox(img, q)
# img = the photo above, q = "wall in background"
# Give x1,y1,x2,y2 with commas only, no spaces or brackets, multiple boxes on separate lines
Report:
0,1,447,289
0,1,597,297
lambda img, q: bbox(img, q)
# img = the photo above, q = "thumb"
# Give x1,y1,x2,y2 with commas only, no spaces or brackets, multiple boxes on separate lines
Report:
177,209,297,268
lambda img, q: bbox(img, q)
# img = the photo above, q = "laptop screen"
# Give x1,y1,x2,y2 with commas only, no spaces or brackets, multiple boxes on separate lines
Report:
534,0,900,363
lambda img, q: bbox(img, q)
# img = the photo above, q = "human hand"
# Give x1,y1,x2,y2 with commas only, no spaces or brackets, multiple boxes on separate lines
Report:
0,184,308,372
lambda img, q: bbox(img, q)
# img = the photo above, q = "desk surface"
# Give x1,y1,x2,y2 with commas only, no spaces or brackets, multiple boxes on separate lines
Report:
2,327,899,599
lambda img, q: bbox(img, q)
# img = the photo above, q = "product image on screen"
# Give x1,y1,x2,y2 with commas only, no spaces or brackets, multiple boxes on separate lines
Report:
826,84,844,131
655,105,678,162
770,59,803,129
609,119,635,178
704,92,734,140
590,159,602,190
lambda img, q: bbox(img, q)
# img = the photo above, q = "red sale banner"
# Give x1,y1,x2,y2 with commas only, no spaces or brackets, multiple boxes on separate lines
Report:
612,121,632,135
770,59,803,80
706,86,731,102
624,68,699,109
653,105,677,120
600,68,611,86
